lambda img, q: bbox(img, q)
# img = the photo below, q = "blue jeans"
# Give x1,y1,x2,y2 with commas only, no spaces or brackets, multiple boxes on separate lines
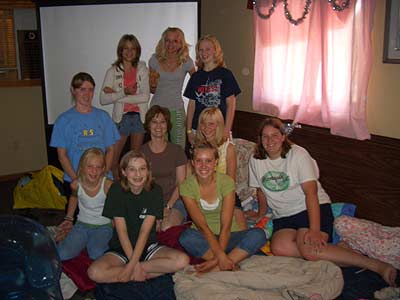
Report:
57,222,112,261
179,228,267,258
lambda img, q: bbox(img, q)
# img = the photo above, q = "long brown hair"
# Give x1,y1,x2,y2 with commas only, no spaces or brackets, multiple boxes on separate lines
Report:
119,151,153,192
254,117,292,159
113,34,141,71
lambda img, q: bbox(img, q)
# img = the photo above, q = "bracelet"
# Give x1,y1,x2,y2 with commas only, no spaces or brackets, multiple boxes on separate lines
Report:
165,204,172,210
64,216,74,222
186,129,192,134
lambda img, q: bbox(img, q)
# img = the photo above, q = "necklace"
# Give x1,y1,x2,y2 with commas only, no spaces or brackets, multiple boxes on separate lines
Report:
80,178,102,192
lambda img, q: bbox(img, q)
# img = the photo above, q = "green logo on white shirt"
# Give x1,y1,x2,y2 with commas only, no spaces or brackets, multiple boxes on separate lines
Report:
262,171,289,192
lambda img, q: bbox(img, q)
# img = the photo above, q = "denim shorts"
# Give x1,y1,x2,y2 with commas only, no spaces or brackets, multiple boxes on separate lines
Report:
117,112,145,136
107,242,165,263
272,203,333,242
173,198,188,220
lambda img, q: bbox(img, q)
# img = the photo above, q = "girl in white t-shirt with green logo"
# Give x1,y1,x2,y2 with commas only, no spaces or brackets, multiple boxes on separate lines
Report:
249,117,397,287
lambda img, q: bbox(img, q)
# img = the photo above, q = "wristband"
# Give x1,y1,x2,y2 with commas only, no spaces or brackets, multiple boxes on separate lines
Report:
64,216,74,222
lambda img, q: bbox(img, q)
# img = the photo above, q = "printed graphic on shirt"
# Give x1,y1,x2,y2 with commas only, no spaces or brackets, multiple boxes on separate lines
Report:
195,79,222,107
139,208,148,219
262,171,290,192
77,127,104,151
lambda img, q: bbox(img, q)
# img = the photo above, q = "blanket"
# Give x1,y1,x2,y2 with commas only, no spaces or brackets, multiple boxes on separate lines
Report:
174,256,343,300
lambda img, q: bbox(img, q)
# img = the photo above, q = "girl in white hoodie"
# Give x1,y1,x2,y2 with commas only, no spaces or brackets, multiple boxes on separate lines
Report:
100,34,150,180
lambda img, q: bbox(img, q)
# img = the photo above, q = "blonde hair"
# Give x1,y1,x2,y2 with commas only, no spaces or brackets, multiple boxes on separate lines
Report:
195,35,226,70
77,148,106,183
195,107,226,147
155,27,190,66
119,150,153,192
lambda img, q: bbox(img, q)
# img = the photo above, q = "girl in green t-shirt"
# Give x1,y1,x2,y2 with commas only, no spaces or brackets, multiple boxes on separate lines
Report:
179,142,266,273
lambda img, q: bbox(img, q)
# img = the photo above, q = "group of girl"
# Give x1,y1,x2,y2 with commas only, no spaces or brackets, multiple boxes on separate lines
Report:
51,25,397,288
97,27,240,182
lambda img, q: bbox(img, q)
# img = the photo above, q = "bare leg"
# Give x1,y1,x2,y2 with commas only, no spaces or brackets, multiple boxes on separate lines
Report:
87,253,126,283
272,228,398,287
270,228,302,257
112,135,128,180
130,132,144,152
141,246,189,278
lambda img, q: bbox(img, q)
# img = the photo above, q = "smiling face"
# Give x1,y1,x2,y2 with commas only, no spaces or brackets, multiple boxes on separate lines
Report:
199,115,218,142
198,40,216,67
149,113,168,139
165,31,181,55
122,157,149,194
83,155,105,185
192,148,218,180
122,41,137,64
72,80,94,110
261,125,286,160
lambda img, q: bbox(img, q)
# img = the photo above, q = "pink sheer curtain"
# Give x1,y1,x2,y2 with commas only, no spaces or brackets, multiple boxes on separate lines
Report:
253,0,376,140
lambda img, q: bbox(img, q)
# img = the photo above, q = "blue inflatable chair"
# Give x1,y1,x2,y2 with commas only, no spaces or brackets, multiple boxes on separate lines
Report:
0,215,63,300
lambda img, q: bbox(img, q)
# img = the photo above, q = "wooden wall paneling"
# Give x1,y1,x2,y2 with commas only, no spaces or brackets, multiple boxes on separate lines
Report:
232,111,400,227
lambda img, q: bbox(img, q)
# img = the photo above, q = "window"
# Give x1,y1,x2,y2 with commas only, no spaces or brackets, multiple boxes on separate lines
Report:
252,1,375,140
0,1,40,86
0,9,18,80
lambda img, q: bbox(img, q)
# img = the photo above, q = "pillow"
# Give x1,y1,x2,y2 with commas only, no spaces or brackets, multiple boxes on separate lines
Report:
330,202,357,245
233,138,256,201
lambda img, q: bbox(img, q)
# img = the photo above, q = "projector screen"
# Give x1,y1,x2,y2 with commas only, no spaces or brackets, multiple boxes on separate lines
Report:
38,1,199,124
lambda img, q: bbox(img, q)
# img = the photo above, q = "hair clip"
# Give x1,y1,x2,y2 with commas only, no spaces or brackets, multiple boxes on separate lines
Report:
284,122,301,136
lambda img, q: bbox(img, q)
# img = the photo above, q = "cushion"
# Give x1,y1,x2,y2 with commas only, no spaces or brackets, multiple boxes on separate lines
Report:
330,202,357,244
157,223,203,265
62,250,95,292
233,138,256,201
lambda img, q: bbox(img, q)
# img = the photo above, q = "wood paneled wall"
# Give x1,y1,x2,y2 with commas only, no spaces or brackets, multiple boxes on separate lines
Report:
232,111,400,227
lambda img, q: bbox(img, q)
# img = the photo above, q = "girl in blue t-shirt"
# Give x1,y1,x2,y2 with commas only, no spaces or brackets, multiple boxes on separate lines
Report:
184,35,241,145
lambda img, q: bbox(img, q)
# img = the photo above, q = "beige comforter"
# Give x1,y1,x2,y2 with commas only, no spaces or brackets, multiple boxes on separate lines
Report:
174,256,343,300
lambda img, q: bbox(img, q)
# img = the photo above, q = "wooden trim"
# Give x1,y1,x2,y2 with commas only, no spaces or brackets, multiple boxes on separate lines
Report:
0,79,41,87
232,110,400,227
0,171,37,182
0,1,35,8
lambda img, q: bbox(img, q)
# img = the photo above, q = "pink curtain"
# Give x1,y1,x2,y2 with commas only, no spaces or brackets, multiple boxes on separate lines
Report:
253,0,376,140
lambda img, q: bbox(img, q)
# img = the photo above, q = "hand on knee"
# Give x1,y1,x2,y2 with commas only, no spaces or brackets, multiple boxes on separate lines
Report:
299,246,322,261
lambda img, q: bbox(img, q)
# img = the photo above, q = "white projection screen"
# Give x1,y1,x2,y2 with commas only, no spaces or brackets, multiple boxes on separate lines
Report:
38,1,199,124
